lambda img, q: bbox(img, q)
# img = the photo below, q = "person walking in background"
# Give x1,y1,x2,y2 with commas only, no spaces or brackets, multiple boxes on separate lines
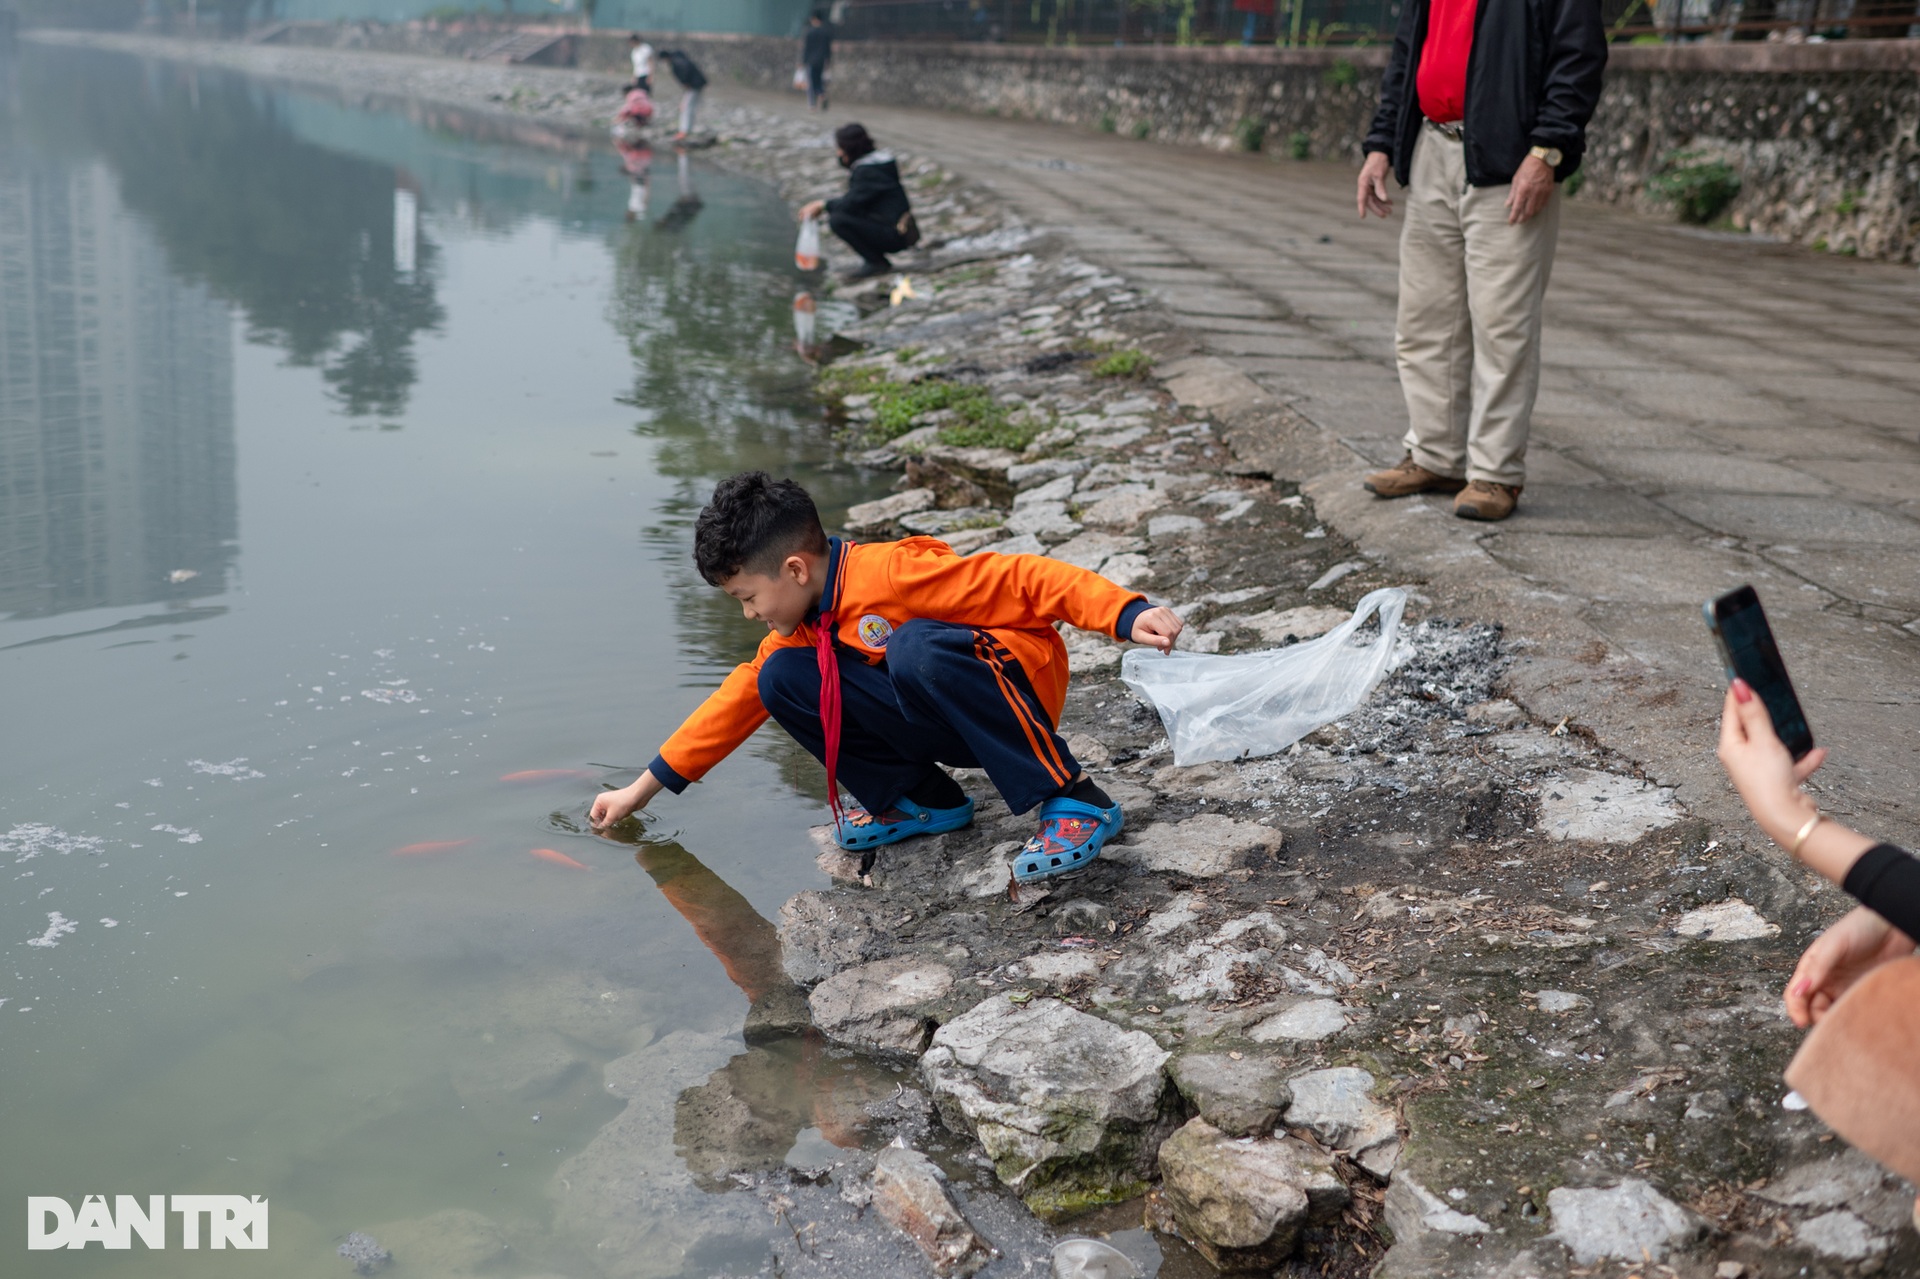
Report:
801,10,833,113
660,48,707,142
1355,0,1606,522
796,123,919,282
627,32,653,93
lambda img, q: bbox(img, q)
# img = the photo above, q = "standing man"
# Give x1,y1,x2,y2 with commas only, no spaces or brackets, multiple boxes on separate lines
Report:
1356,0,1606,522
801,10,833,113
627,32,653,93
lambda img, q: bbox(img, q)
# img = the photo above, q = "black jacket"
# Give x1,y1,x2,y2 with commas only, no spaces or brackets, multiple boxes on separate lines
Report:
1364,0,1607,187
802,25,833,66
661,49,707,91
825,153,910,227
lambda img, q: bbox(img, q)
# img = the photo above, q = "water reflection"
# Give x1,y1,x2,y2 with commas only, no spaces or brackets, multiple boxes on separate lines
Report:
604,826,888,1191
9,46,444,419
0,152,238,620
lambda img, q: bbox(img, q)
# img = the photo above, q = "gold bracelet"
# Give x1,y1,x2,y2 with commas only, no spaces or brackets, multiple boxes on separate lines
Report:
1790,811,1823,858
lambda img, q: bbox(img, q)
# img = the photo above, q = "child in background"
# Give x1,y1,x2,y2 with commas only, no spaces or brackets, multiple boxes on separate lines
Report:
590,473,1183,884
627,33,653,93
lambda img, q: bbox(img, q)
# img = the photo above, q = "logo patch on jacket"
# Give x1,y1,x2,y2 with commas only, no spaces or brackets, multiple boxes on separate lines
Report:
857,614,895,650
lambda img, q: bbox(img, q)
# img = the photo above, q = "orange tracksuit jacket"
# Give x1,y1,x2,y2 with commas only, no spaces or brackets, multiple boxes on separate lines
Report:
653,536,1146,787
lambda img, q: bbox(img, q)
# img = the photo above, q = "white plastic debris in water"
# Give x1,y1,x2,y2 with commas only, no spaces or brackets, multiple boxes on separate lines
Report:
167,568,199,584
3,823,105,864
26,912,77,949
188,758,264,781
1052,1237,1142,1279
1121,588,1406,766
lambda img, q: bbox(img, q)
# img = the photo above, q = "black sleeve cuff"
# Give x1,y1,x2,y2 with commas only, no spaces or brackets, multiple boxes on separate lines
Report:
1114,597,1152,642
647,755,692,795
1842,843,1920,941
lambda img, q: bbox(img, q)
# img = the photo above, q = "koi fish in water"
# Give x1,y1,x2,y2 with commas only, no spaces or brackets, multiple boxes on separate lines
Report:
392,839,472,857
530,847,589,871
499,769,593,783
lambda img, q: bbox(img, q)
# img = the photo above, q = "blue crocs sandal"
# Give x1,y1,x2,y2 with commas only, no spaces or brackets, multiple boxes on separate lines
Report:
834,799,975,852
1013,797,1125,884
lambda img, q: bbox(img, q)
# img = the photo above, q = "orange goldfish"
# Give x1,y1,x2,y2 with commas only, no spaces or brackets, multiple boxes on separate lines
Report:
530,847,589,871
393,839,472,857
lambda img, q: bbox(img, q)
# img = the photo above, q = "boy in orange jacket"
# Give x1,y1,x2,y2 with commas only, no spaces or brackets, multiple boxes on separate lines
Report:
590,472,1183,883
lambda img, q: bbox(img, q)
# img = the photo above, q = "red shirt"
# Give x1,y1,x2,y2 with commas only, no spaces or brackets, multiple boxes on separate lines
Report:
1416,0,1479,125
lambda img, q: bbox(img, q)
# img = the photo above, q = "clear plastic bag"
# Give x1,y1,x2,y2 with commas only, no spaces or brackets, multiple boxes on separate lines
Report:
795,216,822,271
1121,587,1406,766
1052,1237,1142,1279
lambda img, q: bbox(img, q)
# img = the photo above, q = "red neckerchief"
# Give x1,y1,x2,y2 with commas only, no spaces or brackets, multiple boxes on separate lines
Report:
813,541,849,827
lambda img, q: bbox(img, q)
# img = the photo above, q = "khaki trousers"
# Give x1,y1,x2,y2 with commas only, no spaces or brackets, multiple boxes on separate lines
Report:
1394,126,1561,487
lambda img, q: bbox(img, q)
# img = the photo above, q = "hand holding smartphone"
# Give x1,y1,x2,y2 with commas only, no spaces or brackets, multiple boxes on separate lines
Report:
1705,585,1815,760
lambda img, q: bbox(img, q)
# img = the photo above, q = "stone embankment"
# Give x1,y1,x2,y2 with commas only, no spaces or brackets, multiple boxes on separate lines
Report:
31,30,1917,1279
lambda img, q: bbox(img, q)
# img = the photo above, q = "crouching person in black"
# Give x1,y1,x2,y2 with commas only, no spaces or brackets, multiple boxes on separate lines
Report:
798,123,919,282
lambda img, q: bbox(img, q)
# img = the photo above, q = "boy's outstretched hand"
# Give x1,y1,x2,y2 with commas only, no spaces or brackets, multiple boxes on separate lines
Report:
590,772,663,832
1129,606,1184,654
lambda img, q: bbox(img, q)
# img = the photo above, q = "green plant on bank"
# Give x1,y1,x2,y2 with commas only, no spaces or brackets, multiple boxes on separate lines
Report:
1289,130,1312,160
824,373,1038,452
1562,167,1587,198
1130,120,1152,140
1234,118,1268,152
1649,151,1741,225
1097,110,1118,133
1835,188,1863,216
1092,348,1152,379
1323,57,1359,88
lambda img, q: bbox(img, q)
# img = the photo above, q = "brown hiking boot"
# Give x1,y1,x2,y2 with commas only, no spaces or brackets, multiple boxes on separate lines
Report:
1453,481,1523,521
1363,453,1467,498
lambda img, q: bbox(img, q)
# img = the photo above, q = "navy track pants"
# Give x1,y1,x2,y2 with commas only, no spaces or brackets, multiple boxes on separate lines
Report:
757,619,1081,817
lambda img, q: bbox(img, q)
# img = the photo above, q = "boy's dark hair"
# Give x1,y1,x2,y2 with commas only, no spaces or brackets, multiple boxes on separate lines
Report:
628,32,640,41
693,472,828,585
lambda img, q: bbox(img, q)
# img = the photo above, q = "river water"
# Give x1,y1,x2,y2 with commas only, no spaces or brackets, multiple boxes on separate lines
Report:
1,42,896,1277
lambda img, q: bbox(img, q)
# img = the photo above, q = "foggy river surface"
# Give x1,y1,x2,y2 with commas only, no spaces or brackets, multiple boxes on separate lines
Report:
1,42,894,1277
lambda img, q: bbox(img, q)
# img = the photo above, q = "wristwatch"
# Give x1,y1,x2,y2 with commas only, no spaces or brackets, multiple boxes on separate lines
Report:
1529,145,1564,168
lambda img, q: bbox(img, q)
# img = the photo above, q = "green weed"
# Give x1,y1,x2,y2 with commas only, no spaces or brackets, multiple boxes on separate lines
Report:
1234,118,1267,152
1092,349,1152,379
1649,151,1741,225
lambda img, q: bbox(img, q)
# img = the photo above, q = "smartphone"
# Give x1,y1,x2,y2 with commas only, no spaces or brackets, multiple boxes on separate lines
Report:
1705,585,1815,760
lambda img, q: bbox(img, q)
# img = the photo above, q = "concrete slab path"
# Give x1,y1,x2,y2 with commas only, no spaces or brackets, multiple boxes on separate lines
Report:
739,88,1920,848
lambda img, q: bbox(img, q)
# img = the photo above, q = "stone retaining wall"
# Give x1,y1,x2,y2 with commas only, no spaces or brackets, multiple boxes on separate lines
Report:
268,21,1920,261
